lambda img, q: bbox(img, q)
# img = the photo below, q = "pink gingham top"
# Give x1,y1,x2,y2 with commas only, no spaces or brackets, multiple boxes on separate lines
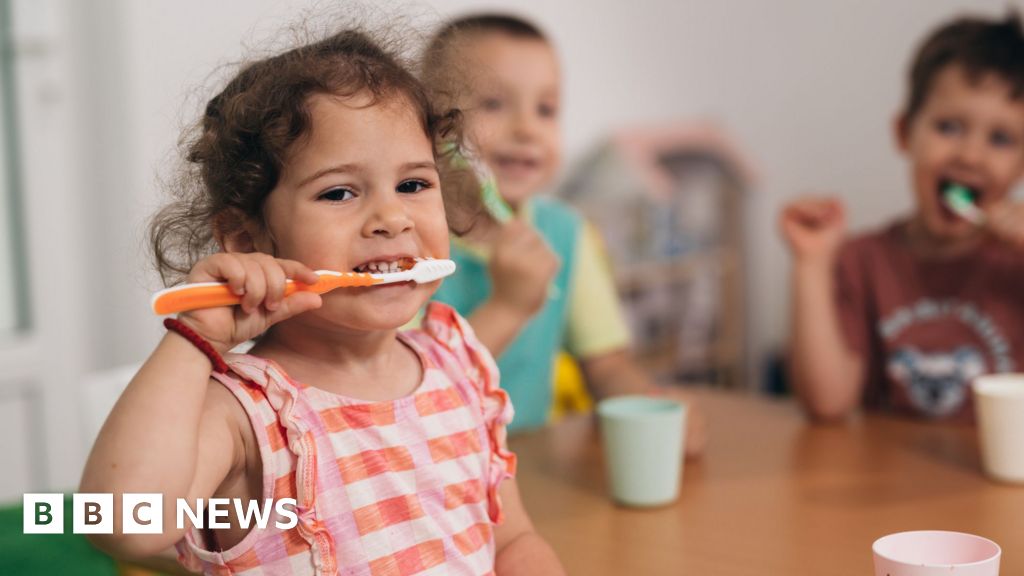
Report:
176,303,516,576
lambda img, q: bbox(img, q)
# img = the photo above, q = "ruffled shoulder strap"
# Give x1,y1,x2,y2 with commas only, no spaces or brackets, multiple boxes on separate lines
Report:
176,355,339,575
418,302,517,524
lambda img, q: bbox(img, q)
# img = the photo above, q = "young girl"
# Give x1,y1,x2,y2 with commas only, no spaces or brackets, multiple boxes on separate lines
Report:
80,28,564,576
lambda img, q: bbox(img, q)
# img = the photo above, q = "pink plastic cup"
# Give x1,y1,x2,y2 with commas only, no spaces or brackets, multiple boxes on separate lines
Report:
873,531,1001,576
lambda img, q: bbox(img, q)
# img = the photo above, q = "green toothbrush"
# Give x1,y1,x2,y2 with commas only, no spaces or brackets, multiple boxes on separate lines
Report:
445,142,514,223
942,182,985,225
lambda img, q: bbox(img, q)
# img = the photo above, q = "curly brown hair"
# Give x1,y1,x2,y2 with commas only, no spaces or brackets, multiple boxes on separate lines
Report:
150,29,473,286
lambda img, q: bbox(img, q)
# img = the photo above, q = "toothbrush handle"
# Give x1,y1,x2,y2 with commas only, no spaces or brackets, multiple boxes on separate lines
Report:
152,281,303,315
151,274,381,315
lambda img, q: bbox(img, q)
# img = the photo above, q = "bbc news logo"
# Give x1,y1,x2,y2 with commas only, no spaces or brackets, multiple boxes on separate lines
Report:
23,494,299,534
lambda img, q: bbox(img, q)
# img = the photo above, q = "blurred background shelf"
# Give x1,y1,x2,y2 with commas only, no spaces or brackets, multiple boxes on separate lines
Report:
560,122,753,389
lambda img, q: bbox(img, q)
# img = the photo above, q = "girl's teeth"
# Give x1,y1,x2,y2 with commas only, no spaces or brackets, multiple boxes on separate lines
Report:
357,260,407,273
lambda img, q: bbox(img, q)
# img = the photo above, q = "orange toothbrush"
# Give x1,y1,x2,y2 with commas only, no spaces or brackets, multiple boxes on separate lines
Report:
151,258,455,315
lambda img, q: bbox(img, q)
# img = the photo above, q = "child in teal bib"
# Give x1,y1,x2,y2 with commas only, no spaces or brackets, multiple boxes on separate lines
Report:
421,14,706,456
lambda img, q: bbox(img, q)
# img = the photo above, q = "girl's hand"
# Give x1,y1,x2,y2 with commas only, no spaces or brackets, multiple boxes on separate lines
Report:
985,200,1024,250
779,196,847,264
489,220,560,318
176,253,323,352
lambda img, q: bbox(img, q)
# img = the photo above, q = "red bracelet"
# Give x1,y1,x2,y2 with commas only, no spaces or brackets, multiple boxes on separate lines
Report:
163,318,229,374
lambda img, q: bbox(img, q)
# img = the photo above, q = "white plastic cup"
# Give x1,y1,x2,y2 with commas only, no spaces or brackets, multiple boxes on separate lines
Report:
596,395,686,507
973,374,1024,483
873,531,1000,575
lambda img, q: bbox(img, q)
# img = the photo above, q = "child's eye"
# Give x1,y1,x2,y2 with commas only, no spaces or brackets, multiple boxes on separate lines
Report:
990,129,1019,148
539,103,558,119
318,187,355,202
396,179,431,194
480,97,503,112
935,118,963,136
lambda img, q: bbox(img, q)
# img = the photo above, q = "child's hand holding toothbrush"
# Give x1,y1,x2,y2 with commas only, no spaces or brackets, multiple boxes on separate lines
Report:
490,220,561,318
943,185,1024,249
459,142,559,317
467,219,560,358
174,253,323,353
984,200,1024,249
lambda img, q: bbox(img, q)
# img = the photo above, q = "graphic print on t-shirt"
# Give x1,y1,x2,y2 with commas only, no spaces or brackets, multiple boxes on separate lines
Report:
887,346,985,416
879,299,1013,417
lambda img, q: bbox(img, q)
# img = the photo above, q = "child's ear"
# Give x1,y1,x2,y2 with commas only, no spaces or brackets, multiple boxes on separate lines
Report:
213,208,258,254
893,112,910,152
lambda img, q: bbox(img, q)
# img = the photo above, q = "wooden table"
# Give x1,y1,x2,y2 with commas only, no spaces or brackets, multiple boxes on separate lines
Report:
510,389,1024,575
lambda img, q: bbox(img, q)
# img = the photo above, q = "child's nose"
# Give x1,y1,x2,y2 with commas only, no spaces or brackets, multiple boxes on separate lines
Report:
955,132,986,168
363,192,414,238
511,106,540,142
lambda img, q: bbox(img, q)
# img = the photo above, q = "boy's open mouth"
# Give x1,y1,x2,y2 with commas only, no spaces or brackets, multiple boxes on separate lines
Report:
352,257,416,274
938,178,982,204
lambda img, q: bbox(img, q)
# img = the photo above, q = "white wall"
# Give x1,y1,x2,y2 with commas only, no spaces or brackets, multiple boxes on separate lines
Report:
77,0,1021,378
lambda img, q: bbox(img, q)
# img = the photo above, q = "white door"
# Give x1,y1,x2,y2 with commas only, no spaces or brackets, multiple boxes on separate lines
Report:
0,0,90,501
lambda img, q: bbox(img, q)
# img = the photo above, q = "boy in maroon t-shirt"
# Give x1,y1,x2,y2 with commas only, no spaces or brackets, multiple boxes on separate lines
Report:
781,13,1024,421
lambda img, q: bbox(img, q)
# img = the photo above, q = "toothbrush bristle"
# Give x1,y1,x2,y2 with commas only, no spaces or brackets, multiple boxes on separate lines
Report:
941,183,985,225
363,258,455,282
943,184,972,209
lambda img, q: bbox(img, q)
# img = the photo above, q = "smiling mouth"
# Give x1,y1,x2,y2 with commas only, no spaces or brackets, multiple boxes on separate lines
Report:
353,257,416,274
494,156,540,172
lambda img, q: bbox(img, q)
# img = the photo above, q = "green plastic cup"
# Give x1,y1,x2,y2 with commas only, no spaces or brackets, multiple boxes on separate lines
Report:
597,395,686,507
